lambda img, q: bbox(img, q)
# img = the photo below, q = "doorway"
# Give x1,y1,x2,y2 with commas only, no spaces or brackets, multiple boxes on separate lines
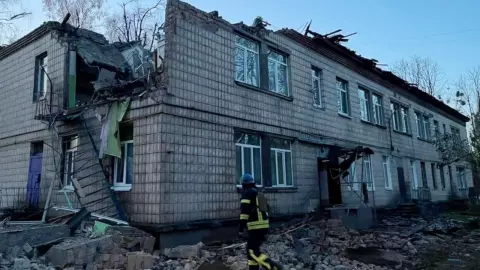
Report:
397,167,410,202
327,165,343,205
27,142,43,208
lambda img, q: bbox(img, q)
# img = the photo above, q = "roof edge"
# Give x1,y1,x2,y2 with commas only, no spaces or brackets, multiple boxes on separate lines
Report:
279,29,469,123
0,21,61,60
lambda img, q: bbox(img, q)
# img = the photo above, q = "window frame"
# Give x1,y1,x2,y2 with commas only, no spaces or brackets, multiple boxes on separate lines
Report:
410,160,419,190
312,67,323,108
234,35,260,87
267,50,289,96
431,163,438,190
34,52,48,102
439,165,446,190
451,126,461,144
336,78,350,116
420,161,428,188
63,135,78,191
358,87,371,122
236,134,263,187
112,140,134,191
456,167,467,189
270,140,293,188
415,112,431,140
372,93,384,125
364,155,375,191
382,155,392,190
391,102,410,134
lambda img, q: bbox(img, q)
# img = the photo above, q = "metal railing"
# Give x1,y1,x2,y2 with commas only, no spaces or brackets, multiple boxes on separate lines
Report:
0,187,82,213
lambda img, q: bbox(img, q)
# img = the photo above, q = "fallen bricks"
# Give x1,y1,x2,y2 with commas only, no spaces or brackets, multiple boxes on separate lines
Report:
0,224,70,254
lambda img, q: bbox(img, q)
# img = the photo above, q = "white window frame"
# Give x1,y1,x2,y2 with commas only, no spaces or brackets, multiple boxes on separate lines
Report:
372,94,384,125
358,88,370,121
234,36,260,87
382,155,392,190
423,116,431,140
36,54,48,100
271,143,293,188
364,155,375,191
312,68,322,107
410,160,419,190
236,137,263,187
268,50,289,96
456,167,467,189
337,78,349,115
63,136,78,191
391,102,409,133
113,140,134,191
347,161,358,191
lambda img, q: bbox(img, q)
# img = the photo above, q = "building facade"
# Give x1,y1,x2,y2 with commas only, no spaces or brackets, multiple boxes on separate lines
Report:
0,0,472,228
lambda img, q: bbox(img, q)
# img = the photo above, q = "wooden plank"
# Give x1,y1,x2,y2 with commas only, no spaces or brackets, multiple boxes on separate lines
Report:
71,178,85,198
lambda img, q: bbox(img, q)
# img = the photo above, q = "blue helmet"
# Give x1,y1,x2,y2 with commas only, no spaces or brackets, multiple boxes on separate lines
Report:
240,174,255,185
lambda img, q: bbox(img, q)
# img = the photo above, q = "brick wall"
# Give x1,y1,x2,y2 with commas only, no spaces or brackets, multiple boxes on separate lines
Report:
0,31,67,211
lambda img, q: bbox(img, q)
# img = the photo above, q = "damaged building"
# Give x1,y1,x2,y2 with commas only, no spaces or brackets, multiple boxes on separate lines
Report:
0,0,473,240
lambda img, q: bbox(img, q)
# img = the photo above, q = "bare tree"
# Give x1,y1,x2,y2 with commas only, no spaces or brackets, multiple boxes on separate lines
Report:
0,0,30,44
42,0,106,30
455,66,480,128
104,0,164,51
391,55,446,97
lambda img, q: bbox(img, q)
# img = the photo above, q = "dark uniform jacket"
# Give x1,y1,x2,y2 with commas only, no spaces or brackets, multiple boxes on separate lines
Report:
239,187,269,231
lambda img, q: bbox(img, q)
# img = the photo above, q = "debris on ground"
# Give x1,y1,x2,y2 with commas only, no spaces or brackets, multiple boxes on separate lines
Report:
1,212,480,269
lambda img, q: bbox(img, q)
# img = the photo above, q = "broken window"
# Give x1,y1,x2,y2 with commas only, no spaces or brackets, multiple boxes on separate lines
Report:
312,67,322,107
347,161,358,191
410,160,419,190
372,94,384,125
439,166,446,189
415,112,431,140
33,52,48,102
268,50,289,96
235,133,262,186
364,155,374,191
420,161,428,188
270,138,293,187
391,102,409,133
113,123,134,191
63,135,78,190
336,78,349,115
456,167,467,189
383,155,392,190
451,126,461,144
358,88,371,122
235,36,259,87
431,163,438,190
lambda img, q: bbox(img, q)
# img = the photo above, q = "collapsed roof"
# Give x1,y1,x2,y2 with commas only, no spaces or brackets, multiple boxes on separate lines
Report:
278,29,469,123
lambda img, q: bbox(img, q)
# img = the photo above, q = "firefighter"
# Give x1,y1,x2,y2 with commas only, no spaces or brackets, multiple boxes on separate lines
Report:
239,174,282,270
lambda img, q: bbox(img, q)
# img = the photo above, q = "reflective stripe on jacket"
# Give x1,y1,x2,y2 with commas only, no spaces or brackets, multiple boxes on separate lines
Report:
240,187,269,230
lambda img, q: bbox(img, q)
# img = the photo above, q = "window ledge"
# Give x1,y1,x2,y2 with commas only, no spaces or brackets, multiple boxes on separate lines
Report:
58,187,74,193
234,81,293,101
313,104,325,111
417,137,434,143
338,112,352,119
393,130,412,137
111,185,132,192
385,187,393,191
236,187,297,193
360,119,387,129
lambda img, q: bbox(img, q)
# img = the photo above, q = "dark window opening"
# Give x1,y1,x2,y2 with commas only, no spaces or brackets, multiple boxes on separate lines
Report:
30,141,44,156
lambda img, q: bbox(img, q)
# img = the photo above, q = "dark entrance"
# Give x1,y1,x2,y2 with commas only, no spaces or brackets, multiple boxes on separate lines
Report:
328,166,343,205
397,167,409,202
27,142,43,208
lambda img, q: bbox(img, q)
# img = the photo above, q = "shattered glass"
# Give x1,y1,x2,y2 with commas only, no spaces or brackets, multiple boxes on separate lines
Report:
268,59,276,92
246,51,259,86
235,46,245,82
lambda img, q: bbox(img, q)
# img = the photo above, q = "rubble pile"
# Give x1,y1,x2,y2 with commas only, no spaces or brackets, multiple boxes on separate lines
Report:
155,215,480,270
1,214,479,270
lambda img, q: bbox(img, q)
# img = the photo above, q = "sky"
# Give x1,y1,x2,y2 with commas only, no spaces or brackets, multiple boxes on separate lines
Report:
11,0,480,90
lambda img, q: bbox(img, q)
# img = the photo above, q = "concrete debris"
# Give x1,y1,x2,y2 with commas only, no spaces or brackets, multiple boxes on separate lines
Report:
163,242,204,259
1,214,480,269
